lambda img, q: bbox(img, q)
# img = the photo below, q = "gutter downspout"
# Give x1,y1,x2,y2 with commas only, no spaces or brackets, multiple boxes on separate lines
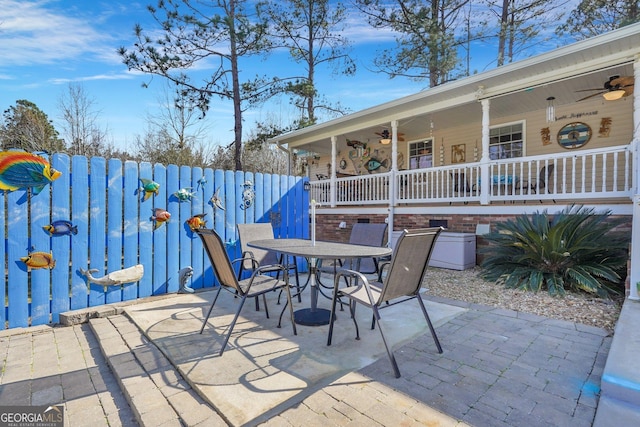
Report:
275,141,292,176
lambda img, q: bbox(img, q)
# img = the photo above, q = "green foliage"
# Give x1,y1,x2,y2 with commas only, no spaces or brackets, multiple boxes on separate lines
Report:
556,0,640,41
1,100,65,153
480,205,629,297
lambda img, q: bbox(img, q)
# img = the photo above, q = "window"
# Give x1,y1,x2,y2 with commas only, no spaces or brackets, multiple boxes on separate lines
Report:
408,139,433,169
489,122,524,160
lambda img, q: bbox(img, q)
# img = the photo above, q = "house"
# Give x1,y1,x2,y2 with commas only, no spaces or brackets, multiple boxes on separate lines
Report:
270,22,640,300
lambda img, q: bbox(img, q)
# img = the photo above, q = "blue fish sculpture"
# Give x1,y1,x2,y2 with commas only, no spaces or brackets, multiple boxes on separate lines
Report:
365,158,389,172
43,220,78,236
0,151,62,194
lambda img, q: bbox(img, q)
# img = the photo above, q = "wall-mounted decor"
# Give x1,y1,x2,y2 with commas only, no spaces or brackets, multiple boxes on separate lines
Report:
540,127,552,145
599,117,612,137
0,151,62,194
139,178,160,201
451,144,465,163
557,122,592,149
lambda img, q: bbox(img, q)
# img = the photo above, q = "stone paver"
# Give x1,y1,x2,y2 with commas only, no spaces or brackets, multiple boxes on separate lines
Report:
0,292,612,427
0,324,137,426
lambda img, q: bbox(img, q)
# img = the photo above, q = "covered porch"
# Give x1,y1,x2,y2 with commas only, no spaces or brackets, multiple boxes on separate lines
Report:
272,23,640,301
308,142,634,206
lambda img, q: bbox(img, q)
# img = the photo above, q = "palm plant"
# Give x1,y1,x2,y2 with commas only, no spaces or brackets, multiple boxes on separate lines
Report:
481,205,629,297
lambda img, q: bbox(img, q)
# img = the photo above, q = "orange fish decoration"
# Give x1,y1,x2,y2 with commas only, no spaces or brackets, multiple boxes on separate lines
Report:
151,208,171,229
20,250,56,271
0,151,62,194
186,213,207,231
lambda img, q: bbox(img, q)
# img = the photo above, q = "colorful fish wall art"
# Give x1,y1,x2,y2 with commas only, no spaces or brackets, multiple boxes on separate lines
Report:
241,181,255,210
151,208,171,229
0,151,62,194
43,220,78,236
197,176,207,190
186,213,207,231
365,157,389,173
174,187,196,202
139,178,160,201
20,250,56,271
210,187,225,210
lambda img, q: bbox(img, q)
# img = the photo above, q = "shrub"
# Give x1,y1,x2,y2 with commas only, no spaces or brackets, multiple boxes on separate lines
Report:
480,205,629,297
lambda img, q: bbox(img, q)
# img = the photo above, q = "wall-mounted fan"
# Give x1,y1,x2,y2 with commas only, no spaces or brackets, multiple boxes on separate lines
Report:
576,75,634,101
375,129,405,144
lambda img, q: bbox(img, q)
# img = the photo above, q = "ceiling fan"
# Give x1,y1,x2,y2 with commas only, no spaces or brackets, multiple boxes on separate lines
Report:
375,129,405,144
576,75,634,102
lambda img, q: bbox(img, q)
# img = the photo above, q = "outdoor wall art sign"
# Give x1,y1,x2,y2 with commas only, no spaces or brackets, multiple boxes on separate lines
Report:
557,122,592,149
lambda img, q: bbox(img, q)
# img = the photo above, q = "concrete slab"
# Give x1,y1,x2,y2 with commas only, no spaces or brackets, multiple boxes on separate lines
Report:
124,285,466,426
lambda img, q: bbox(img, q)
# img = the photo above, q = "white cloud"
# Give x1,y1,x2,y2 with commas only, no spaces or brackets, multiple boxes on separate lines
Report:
49,73,135,85
0,0,113,66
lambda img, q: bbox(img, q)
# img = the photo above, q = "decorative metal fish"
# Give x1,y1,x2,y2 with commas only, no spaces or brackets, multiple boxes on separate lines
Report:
241,181,255,210
0,151,62,194
43,220,78,236
197,176,207,190
139,178,160,201
186,213,207,231
20,250,56,271
151,208,171,229
174,187,196,202
365,158,389,172
210,187,225,210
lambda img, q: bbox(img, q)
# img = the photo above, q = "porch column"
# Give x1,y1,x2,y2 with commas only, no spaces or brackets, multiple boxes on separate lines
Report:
480,98,491,205
389,120,399,246
628,56,640,300
331,136,337,208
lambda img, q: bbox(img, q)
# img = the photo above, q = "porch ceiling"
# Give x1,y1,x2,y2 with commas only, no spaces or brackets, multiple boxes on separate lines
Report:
273,23,640,156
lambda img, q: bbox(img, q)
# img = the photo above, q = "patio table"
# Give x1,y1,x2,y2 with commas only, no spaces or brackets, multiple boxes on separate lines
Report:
248,238,391,326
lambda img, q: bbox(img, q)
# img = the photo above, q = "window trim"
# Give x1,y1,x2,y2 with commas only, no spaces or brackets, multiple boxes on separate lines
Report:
407,138,434,170
489,120,526,159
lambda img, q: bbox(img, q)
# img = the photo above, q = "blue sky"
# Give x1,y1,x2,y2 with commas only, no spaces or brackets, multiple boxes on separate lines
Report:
0,0,569,152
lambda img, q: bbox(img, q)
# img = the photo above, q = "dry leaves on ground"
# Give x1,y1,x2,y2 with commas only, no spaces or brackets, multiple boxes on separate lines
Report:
425,267,622,333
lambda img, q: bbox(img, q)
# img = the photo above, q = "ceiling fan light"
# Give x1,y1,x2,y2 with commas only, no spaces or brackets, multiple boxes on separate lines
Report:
380,138,391,144
603,89,626,101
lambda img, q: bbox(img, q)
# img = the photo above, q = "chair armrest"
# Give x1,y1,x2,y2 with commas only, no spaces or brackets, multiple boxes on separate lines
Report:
335,269,380,304
231,256,260,271
377,260,391,282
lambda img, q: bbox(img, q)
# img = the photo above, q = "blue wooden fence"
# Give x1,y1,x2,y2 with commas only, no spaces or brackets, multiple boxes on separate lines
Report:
2,153,309,329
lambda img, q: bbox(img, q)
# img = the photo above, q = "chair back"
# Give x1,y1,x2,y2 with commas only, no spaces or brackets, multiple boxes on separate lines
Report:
539,164,554,188
196,229,242,293
378,227,443,304
237,223,279,269
348,223,388,273
451,172,470,193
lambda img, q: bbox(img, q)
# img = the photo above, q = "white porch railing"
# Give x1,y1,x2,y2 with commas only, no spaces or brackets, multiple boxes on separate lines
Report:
309,144,635,206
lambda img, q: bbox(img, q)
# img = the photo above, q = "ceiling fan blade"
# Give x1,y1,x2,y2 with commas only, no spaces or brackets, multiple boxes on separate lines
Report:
575,88,606,92
576,91,606,102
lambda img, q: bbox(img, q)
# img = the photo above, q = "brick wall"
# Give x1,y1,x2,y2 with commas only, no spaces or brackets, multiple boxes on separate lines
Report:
315,212,633,294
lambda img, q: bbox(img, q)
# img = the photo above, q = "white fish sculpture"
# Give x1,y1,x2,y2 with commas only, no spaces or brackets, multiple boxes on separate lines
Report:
79,264,144,291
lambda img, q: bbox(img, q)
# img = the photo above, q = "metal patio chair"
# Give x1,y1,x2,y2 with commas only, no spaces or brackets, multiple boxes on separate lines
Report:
195,228,297,356
524,164,556,203
318,222,388,291
327,227,444,378
237,223,301,306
